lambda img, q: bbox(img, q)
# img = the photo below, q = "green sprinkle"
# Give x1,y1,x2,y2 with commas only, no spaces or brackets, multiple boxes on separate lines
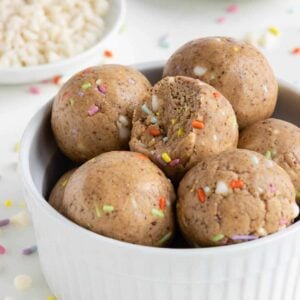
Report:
61,179,68,187
264,150,272,160
103,205,114,213
296,190,300,198
151,208,164,218
94,203,101,218
81,82,92,90
211,233,224,242
157,232,172,246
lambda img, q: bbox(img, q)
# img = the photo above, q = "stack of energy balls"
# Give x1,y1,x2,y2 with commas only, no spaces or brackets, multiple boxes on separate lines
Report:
50,37,300,248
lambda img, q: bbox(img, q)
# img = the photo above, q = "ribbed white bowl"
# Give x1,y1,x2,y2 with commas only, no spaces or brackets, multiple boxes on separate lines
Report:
20,61,300,300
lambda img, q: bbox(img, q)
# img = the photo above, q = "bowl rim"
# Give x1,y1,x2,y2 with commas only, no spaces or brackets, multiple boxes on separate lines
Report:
0,0,126,73
19,61,300,256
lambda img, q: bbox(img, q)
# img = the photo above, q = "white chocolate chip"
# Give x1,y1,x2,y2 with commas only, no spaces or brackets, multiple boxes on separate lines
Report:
118,115,129,127
292,203,299,218
193,66,207,76
257,227,267,236
118,126,130,140
10,211,30,227
204,186,211,195
251,155,259,165
167,77,175,83
215,181,229,195
131,197,138,209
213,134,218,141
151,94,159,112
14,274,32,291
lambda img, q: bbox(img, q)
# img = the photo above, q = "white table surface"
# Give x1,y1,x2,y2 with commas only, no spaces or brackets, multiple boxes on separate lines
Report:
1,0,300,299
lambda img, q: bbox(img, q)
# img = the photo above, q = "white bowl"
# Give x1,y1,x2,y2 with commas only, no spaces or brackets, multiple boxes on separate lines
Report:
20,61,300,300
0,0,125,85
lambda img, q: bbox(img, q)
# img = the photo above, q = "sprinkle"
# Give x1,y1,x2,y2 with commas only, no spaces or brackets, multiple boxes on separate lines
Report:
177,128,184,137
52,75,62,85
269,183,276,194
103,205,114,213
151,208,164,218
157,232,172,246
216,16,226,24
231,235,258,241
97,84,107,94
296,190,300,198
78,91,84,97
0,244,6,255
292,47,300,55
22,245,37,256
14,142,20,152
215,181,229,195
161,152,172,163
150,116,158,124
226,4,238,13
94,203,101,218
14,274,32,291
169,158,180,167
162,137,168,143
158,34,170,48
192,120,205,129
251,155,259,165
230,179,244,189
151,95,159,112
197,188,206,203
148,126,161,137
279,218,289,226
61,179,68,187
88,104,100,116
264,150,272,159
28,86,40,95
268,26,280,36
137,153,148,160
159,197,166,210
142,104,152,115
4,199,13,207
0,219,10,227
171,118,176,125
211,233,224,242
103,50,113,58
81,82,92,90
204,186,211,195
213,92,221,99
292,203,300,218
193,66,207,76
47,296,56,300
10,211,29,226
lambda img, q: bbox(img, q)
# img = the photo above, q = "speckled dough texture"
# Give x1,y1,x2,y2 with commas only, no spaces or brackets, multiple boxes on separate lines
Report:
177,149,298,247
51,64,151,162
49,169,76,213
129,76,239,181
62,151,176,247
239,118,300,199
163,37,278,129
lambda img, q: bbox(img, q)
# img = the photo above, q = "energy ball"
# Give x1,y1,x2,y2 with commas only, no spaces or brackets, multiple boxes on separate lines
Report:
51,64,151,162
49,169,76,213
62,151,176,247
163,37,278,129
177,149,298,247
130,76,238,182
239,118,300,200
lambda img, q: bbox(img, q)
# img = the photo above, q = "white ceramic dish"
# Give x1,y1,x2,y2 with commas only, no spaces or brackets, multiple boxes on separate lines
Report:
20,61,300,300
0,0,125,85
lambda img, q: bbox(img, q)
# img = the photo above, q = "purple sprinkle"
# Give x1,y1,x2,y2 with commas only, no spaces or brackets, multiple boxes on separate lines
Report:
78,91,84,97
22,245,38,256
169,158,180,167
0,219,10,227
97,85,107,94
156,155,167,167
231,235,258,241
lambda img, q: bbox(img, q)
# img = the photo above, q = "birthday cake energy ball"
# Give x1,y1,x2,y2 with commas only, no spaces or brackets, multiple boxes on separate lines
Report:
51,64,151,162
239,118,300,200
62,151,176,247
163,37,278,129
130,76,238,181
177,149,298,247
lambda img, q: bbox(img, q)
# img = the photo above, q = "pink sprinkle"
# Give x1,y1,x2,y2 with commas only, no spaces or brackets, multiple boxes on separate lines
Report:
0,219,10,227
269,183,276,194
231,235,258,241
216,16,226,23
226,4,238,13
88,104,100,116
0,245,6,255
169,158,180,167
279,218,288,226
97,85,107,94
28,86,40,95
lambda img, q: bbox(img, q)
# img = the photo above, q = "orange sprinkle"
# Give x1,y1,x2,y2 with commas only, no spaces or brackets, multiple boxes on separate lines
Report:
292,47,300,55
230,179,244,189
192,120,205,129
148,126,161,137
159,197,166,210
213,92,221,99
197,188,206,203
104,50,113,58
137,153,148,160
52,75,62,85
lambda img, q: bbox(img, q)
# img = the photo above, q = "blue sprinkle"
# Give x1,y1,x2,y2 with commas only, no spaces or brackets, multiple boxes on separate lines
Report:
150,116,158,124
142,104,152,115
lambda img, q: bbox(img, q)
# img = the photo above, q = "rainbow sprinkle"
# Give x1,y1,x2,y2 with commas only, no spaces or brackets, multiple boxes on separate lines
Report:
157,232,172,246
103,205,114,213
97,84,107,94
0,244,6,255
3,200,12,207
61,179,68,187
151,208,164,218
161,152,171,163
47,296,57,300
142,104,152,115
177,128,184,137
231,235,258,241
88,104,100,116
268,26,281,36
226,4,238,13
28,86,41,95
81,82,92,90
94,203,101,218
169,158,180,167
211,233,224,242
0,219,10,227
264,150,272,159
22,245,38,256
103,50,113,58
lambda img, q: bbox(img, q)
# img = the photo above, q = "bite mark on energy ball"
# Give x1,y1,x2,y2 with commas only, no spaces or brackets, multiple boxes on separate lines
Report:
193,66,207,76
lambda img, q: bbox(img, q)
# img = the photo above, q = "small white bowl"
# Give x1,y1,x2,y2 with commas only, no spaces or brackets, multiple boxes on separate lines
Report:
20,61,300,300
0,0,125,85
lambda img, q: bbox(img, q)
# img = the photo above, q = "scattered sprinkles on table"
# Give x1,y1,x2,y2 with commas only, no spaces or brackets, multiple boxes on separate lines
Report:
22,245,38,256
226,4,239,13
103,49,113,58
14,274,33,291
0,244,6,255
3,199,13,207
28,86,41,95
